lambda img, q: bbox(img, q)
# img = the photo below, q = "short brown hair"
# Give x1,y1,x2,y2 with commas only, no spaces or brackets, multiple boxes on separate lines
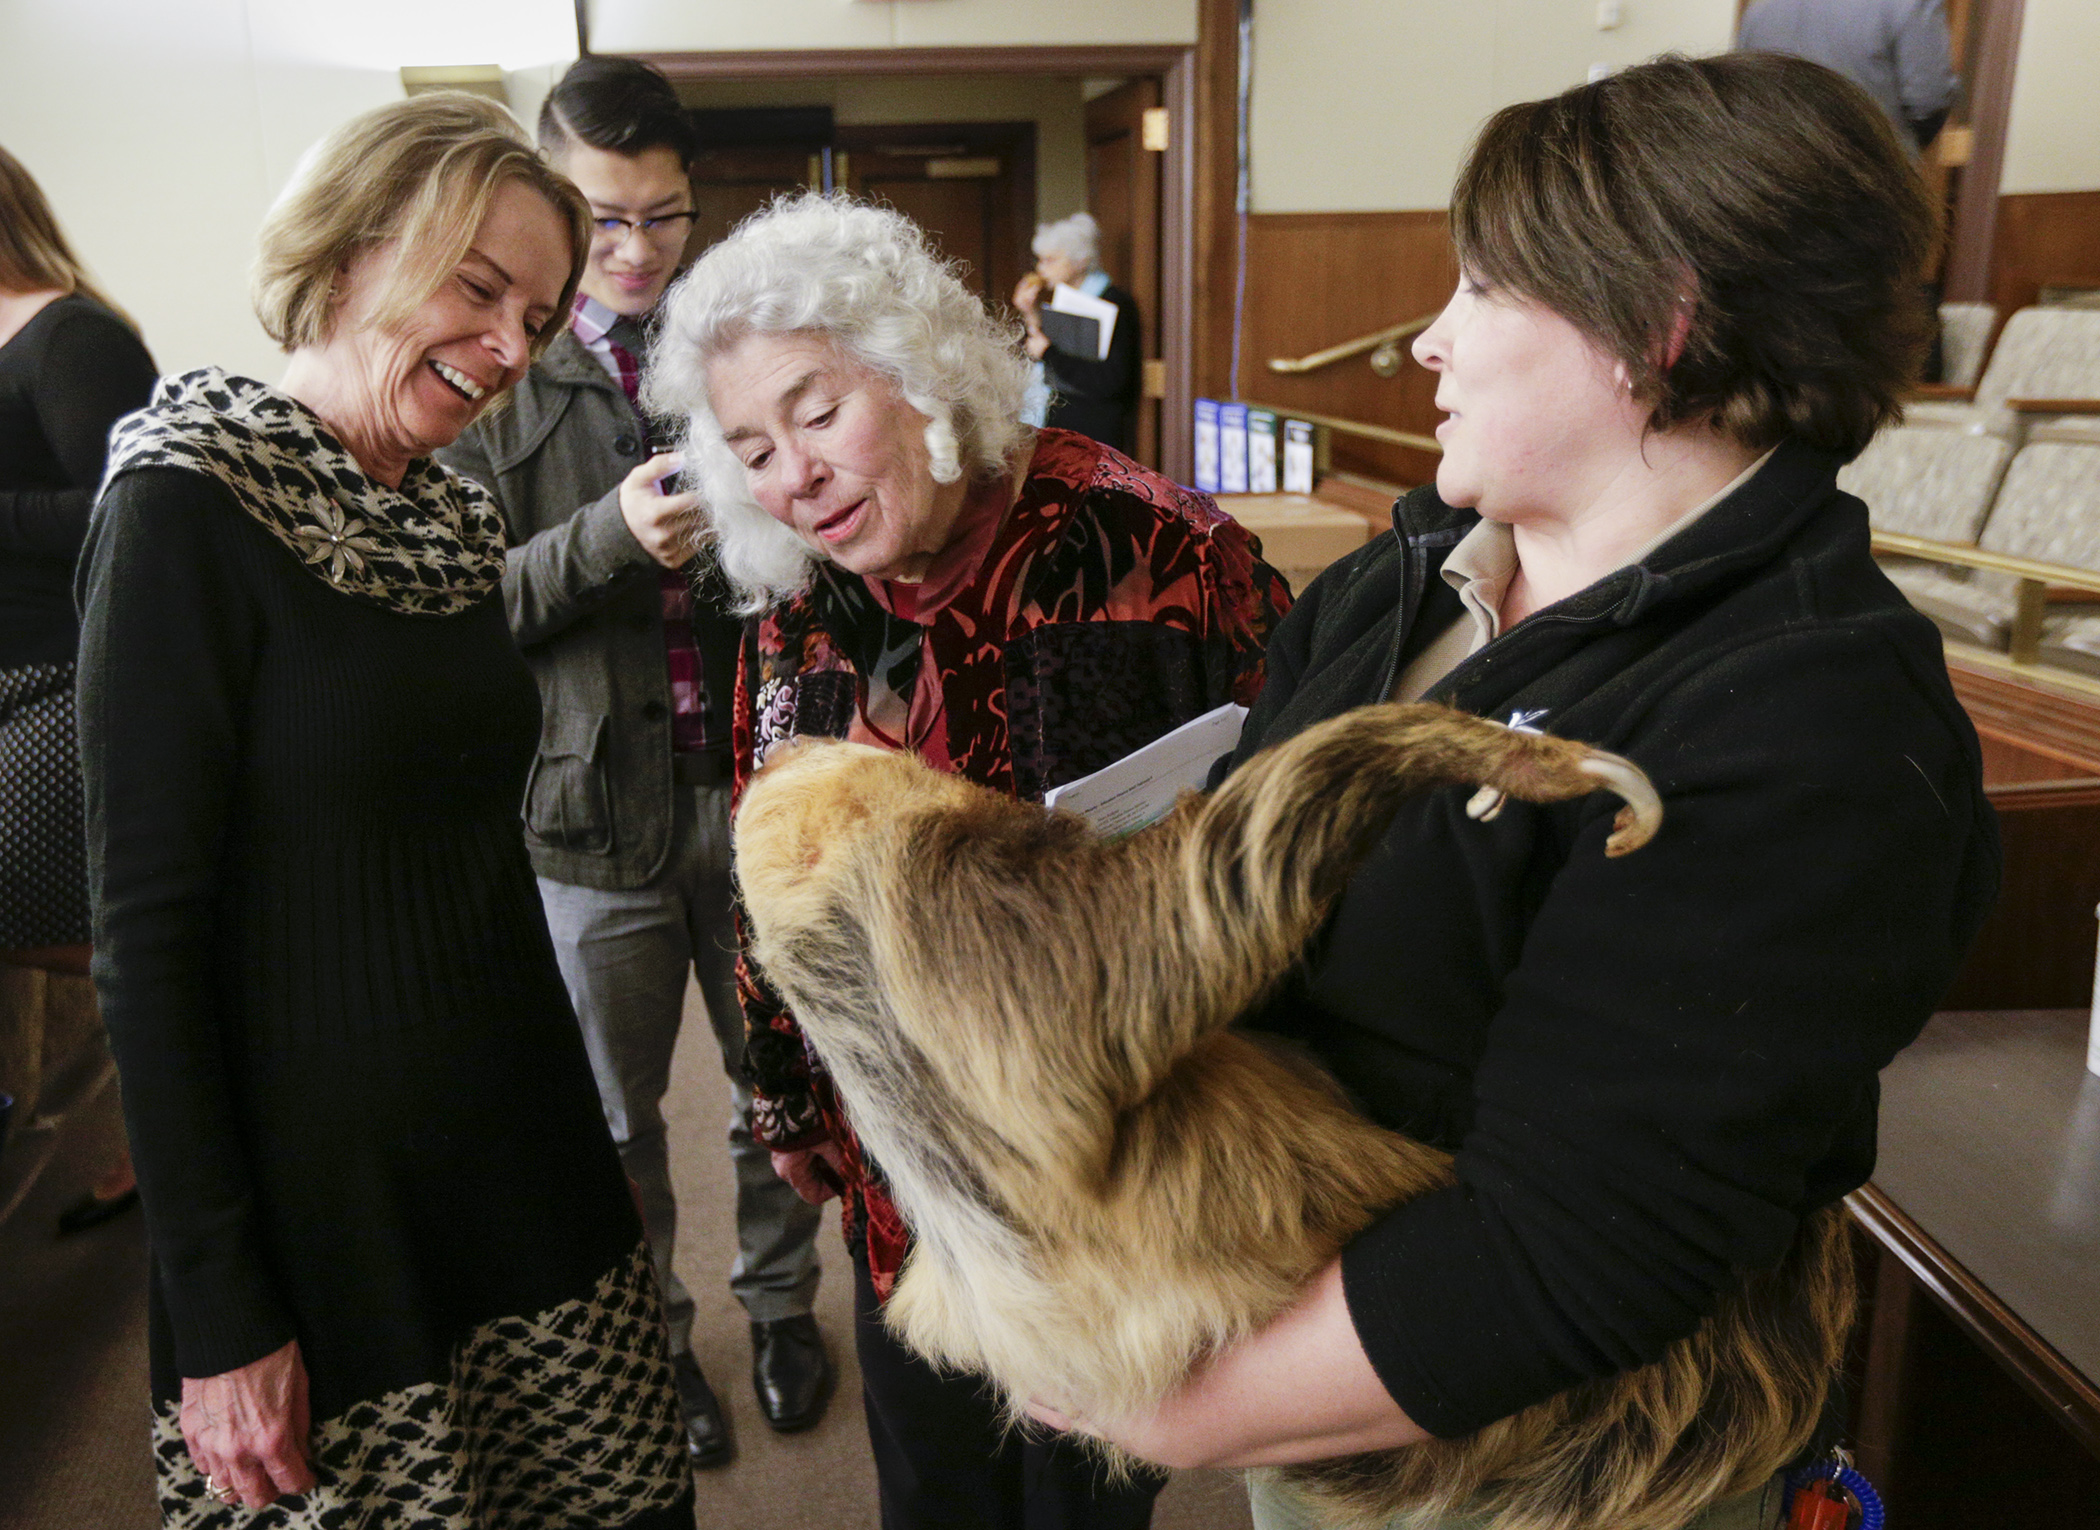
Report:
253,92,590,357
1451,52,1937,459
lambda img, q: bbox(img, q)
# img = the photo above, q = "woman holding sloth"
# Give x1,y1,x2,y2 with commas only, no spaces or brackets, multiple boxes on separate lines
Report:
1030,51,2000,1530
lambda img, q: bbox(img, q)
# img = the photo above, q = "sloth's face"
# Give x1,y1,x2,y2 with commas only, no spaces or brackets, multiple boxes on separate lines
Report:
735,740,968,927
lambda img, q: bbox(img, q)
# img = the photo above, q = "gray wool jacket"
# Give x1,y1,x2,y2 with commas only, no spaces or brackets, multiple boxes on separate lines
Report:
438,328,697,891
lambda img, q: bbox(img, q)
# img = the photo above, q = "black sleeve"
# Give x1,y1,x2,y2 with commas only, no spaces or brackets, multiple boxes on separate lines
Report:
1043,287,1142,408
0,305,157,560
1907,109,1950,151
77,466,295,1379
1335,624,1998,1435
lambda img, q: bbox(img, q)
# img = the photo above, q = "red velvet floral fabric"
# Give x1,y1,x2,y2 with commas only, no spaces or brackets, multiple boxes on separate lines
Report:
732,428,1292,1297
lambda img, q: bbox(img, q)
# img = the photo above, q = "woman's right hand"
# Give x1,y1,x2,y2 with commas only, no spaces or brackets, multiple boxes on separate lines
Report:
1012,271,1047,316
180,1338,317,1510
771,1143,848,1205
619,452,703,570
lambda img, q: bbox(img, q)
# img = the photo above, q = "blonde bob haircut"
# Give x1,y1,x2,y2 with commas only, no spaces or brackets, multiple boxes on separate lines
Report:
253,92,589,358
645,193,1034,614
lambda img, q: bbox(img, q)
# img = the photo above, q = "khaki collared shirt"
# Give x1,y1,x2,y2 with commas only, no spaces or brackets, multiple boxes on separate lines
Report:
1389,450,1775,704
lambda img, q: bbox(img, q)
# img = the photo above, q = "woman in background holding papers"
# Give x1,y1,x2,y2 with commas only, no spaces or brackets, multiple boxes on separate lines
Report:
647,191,1289,1530
1015,212,1144,456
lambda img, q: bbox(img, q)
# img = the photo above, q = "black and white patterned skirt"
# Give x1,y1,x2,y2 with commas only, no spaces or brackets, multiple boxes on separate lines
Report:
0,662,89,950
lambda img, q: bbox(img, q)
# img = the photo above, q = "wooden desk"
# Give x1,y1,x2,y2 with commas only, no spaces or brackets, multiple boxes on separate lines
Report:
1847,1008,2100,1522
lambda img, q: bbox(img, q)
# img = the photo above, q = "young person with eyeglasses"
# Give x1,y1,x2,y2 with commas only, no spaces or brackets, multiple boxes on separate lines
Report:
439,57,831,1474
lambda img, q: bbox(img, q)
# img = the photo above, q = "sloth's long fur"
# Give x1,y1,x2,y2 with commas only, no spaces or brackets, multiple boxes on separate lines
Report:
733,702,1854,1530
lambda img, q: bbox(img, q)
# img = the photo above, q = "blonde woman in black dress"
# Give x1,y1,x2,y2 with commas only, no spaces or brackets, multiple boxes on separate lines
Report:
78,96,690,1526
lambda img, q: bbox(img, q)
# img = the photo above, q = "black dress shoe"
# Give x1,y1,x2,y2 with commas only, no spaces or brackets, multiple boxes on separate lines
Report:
751,1314,833,1432
672,1352,734,1469
56,1186,140,1236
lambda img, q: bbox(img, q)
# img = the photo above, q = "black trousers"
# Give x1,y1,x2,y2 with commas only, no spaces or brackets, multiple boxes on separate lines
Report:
853,1252,1169,1530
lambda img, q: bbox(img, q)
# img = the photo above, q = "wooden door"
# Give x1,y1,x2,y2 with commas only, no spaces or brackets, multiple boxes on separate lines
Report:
1084,79,1164,468
837,123,1036,307
684,145,822,262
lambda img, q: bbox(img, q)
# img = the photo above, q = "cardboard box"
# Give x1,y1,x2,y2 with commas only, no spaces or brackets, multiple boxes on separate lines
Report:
1218,493,1373,589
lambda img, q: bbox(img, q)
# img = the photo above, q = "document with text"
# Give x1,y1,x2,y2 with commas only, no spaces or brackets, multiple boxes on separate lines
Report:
1042,702,1247,836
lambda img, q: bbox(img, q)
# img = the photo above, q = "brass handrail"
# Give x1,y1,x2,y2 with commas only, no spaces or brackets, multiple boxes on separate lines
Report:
1872,530,2100,593
1267,314,1436,375
1241,400,1443,456
1872,529,2100,664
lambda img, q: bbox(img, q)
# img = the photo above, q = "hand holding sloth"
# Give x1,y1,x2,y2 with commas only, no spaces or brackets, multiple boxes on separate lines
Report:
733,701,1852,1530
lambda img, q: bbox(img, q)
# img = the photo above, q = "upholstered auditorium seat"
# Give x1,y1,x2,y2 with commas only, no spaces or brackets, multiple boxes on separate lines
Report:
1903,306,2100,434
1879,422,2100,661
1937,302,1998,392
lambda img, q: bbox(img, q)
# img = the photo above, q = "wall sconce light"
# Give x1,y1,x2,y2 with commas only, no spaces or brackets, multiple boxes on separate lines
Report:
400,64,507,101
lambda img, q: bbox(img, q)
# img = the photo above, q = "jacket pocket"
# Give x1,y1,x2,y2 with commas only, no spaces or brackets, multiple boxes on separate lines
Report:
522,708,612,853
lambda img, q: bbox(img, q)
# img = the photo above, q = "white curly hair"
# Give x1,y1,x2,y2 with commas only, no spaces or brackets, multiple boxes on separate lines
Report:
644,192,1035,613
1030,210,1100,271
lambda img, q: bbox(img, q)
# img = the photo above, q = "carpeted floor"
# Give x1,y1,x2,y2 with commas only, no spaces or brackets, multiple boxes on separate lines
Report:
0,984,1254,1530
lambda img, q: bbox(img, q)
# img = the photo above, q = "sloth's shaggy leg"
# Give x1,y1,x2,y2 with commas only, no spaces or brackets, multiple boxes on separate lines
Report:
1166,702,1661,1044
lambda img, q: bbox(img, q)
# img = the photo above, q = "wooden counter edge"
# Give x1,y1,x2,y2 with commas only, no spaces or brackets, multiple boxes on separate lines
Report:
1846,1182,2100,1456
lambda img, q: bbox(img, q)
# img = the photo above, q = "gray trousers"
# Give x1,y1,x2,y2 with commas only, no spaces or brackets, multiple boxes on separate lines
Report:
537,782,821,1356
1248,1470,1785,1530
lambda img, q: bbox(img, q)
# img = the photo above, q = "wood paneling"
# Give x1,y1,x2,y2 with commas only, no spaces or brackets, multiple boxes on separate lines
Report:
1949,654,2100,775
1989,189,2100,319
1938,653,2100,1008
1238,211,1456,489
1939,776,2100,1008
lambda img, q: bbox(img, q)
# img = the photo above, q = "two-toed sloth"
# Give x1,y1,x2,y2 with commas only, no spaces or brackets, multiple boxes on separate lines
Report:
733,702,1853,1530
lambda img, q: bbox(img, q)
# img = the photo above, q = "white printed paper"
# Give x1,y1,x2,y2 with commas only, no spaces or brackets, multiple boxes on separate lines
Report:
1043,703,1248,837
1048,282,1119,360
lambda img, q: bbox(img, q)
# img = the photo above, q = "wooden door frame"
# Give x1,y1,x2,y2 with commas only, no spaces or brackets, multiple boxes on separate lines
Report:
1083,78,1164,468
628,44,1224,484
1944,0,2025,303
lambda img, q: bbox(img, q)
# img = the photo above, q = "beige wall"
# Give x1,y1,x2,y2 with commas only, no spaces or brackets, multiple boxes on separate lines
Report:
677,75,1093,229
1250,0,1738,213
1999,0,2100,195
0,0,574,382
588,0,1198,54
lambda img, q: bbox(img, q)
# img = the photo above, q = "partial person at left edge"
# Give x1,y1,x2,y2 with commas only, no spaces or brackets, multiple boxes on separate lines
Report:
438,55,833,1474
76,93,690,1525
0,142,156,1234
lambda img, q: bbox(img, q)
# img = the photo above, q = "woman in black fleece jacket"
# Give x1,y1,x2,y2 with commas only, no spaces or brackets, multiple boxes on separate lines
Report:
1046,54,2001,1529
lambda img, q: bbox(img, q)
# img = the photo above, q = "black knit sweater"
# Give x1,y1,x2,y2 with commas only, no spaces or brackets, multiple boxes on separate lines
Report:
0,294,156,666
77,465,633,1399
1231,440,2001,1438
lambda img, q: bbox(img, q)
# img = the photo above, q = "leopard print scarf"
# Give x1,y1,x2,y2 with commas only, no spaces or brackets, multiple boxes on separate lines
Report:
104,368,506,618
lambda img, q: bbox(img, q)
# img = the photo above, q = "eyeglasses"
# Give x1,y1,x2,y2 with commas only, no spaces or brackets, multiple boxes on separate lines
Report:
592,212,697,245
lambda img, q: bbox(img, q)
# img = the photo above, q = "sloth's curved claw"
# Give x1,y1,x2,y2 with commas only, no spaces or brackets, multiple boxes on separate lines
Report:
1579,753,1664,856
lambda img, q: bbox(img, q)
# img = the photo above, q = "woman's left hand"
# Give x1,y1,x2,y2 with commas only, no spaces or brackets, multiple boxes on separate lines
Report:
1025,1259,1430,1470
180,1339,317,1510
